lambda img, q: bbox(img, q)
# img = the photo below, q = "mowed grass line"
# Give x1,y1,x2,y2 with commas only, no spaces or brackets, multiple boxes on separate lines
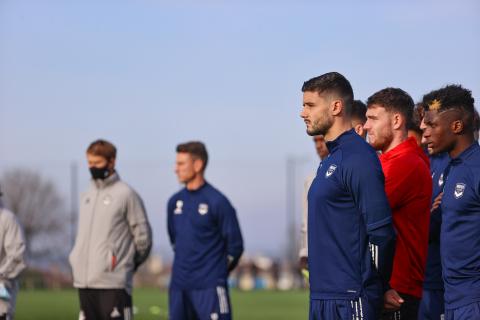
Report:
15,289,309,320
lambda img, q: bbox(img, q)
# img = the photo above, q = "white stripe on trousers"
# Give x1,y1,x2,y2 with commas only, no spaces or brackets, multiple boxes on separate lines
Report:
216,286,229,314
369,243,379,268
123,307,131,320
350,298,364,320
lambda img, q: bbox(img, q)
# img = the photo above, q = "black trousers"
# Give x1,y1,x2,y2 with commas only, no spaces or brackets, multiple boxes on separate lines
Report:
382,292,420,320
78,288,132,320
0,314,6,320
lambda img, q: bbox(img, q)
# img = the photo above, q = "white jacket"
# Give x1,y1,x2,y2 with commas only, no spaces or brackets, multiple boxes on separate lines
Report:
0,204,27,318
69,173,152,294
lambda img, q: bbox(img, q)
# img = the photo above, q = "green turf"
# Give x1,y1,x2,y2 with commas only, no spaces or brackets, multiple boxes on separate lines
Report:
14,289,309,319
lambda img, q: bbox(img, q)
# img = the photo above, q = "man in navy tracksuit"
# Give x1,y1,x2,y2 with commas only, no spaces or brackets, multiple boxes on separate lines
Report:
421,85,480,320
417,152,449,320
167,141,244,320
300,72,396,319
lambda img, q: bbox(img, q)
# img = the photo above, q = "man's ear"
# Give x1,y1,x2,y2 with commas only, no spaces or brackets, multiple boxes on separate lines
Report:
354,123,365,137
451,119,464,134
108,158,116,171
392,113,404,130
193,158,204,173
331,99,343,116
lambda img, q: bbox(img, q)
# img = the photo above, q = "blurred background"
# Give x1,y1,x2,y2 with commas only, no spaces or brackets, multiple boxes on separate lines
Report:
1,0,479,318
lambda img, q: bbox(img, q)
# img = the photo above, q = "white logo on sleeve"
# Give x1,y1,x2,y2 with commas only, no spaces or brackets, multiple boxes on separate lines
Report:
210,313,219,320
325,164,337,178
199,203,209,215
454,183,466,199
438,173,444,187
174,200,183,214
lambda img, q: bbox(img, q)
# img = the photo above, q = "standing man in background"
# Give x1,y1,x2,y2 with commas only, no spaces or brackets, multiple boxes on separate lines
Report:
364,88,432,319
298,135,329,273
168,141,243,320
69,139,152,320
0,187,26,320
421,85,480,320
351,100,368,138
418,146,449,320
300,71,396,319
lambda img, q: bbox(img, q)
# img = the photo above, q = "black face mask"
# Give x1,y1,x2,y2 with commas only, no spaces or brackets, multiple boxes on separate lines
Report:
89,166,110,180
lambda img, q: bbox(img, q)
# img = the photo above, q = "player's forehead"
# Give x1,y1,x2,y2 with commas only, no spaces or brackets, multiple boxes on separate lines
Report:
423,110,440,123
424,108,457,124
87,153,108,162
176,152,193,162
366,104,387,117
303,90,330,103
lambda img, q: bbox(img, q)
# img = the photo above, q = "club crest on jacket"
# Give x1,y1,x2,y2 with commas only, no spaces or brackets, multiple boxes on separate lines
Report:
325,165,337,178
198,203,209,215
454,183,466,199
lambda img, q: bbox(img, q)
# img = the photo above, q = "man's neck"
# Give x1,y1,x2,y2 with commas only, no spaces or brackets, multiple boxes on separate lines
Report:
449,135,475,159
324,119,352,142
186,175,206,191
382,131,408,153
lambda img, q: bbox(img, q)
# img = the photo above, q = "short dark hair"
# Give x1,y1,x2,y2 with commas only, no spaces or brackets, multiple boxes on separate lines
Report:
176,141,209,171
474,109,480,131
422,84,475,132
87,139,117,161
407,103,425,134
302,72,354,115
351,100,367,124
367,88,414,125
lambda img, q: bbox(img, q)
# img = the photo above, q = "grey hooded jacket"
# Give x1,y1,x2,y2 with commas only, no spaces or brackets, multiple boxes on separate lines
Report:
69,173,152,294
0,204,27,318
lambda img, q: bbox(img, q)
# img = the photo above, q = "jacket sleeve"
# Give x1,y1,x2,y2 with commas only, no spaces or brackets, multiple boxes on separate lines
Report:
126,191,152,270
344,154,396,291
167,197,175,249
217,198,244,272
0,212,27,281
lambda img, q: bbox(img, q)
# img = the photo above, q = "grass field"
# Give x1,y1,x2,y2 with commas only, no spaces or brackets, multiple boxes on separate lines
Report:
15,289,309,320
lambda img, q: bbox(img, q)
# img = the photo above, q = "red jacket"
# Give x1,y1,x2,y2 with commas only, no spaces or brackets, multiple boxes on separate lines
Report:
379,137,432,298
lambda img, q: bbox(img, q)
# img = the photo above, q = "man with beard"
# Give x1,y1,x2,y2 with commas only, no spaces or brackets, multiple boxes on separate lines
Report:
421,85,480,320
300,72,395,319
363,88,432,319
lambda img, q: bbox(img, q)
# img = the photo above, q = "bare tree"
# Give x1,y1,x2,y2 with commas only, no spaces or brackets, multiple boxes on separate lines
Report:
0,168,69,266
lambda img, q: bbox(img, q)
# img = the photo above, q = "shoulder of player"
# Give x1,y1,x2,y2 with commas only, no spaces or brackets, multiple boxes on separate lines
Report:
168,188,187,205
0,207,19,229
203,183,232,208
460,156,480,187
336,141,379,170
386,150,430,176
463,146,480,167
110,180,142,201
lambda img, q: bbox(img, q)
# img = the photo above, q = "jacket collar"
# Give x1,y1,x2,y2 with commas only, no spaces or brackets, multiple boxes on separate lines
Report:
326,129,356,153
450,142,479,165
92,171,120,189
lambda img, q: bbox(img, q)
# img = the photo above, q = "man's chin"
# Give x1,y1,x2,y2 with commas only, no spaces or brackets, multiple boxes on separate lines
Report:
307,128,325,136
427,144,445,155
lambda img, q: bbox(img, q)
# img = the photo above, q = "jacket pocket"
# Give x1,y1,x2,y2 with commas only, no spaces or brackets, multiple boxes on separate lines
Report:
108,246,117,272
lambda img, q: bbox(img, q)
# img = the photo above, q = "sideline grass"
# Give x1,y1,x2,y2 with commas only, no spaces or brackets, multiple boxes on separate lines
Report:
15,288,309,319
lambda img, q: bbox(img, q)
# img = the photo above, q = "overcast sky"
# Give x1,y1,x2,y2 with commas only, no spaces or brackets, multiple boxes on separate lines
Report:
1,0,479,259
